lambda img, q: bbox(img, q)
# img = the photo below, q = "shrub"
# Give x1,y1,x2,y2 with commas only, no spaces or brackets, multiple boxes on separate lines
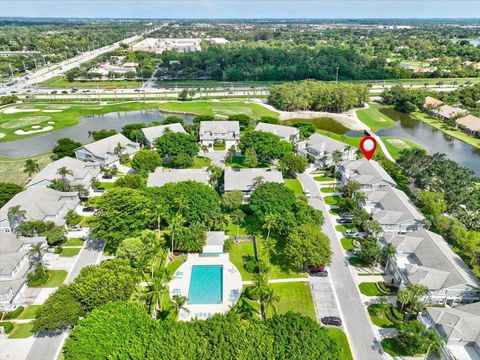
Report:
27,263,49,286
3,306,24,320
376,281,397,295
119,154,130,164
223,238,234,253
0,321,14,333
54,247,63,254
245,286,260,301
244,259,259,274
45,226,66,246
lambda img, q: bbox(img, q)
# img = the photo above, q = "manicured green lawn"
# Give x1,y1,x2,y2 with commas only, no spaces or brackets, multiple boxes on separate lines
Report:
18,305,42,320
356,103,397,132
191,156,212,168
359,282,384,296
40,76,143,88
30,270,67,288
367,304,396,328
340,237,356,251
228,241,256,281
268,282,315,320
63,237,84,247
213,143,226,150
158,101,279,119
314,176,335,182
99,181,116,190
320,187,336,193
381,338,403,357
326,328,354,360
335,224,355,232
0,153,52,185
8,323,34,339
284,178,303,196
324,195,341,205
382,137,427,159
166,255,187,276
60,247,81,257
348,256,369,267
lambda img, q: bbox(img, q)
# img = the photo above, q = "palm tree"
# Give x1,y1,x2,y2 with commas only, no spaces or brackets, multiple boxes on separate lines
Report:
252,176,264,188
331,150,343,171
154,204,167,232
130,129,142,143
382,243,396,265
172,295,190,319
28,242,45,264
8,205,26,228
114,142,125,155
201,144,209,156
252,272,270,319
262,214,278,265
230,209,245,237
168,213,185,255
23,159,40,178
56,166,73,180
262,287,280,316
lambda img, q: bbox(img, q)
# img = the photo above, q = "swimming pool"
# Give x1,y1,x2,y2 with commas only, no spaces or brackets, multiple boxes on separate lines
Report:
188,265,223,305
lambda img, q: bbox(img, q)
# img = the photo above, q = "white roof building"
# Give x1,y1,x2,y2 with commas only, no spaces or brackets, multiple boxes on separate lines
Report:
296,133,357,167
340,158,396,191
254,122,300,143
223,167,284,193
141,123,187,147
199,121,240,149
75,134,140,166
147,168,210,187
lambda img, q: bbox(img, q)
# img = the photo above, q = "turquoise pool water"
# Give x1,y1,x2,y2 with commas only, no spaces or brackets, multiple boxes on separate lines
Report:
188,265,223,305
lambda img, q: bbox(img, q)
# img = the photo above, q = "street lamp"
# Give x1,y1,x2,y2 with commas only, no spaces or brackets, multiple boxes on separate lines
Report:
336,67,339,83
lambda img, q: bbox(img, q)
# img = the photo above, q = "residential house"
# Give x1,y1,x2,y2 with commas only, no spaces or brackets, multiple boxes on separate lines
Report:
26,156,100,190
202,231,226,254
198,121,240,149
147,168,210,187
223,167,284,202
254,122,300,143
75,134,140,167
0,187,79,233
430,104,468,120
382,229,480,305
456,115,480,136
0,233,46,311
296,133,357,167
419,302,480,360
362,187,426,233
423,96,444,109
339,158,396,191
141,123,187,148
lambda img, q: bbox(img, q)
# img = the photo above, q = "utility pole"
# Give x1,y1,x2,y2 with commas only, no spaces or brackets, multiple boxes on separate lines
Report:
336,66,339,83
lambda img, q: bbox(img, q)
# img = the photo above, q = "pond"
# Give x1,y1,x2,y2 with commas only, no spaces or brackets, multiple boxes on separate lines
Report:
0,110,194,158
377,108,480,175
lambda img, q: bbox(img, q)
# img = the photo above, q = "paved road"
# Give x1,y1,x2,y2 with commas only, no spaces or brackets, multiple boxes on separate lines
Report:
298,173,384,360
25,239,105,360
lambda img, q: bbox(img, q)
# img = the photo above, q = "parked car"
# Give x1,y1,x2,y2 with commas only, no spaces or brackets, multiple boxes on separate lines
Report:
102,174,113,179
69,225,83,231
83,206,95,212
310,270,328,277
303,189,311,198
351,248,361,255
337,218,352,224
341,213,354,219
308,265,326,272
321,316,342,326
94,187,105,193
344,230,358,237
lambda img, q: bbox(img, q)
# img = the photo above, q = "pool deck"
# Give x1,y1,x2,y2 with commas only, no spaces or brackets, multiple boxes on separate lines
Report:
169,253,243,321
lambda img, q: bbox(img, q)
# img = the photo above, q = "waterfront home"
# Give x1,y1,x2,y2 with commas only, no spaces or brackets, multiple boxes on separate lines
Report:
254,122,300,143
456,114,480,136
0,187,79,233
0,233,46,311
423,96,444,109
419,302,480,360
339,158,396,191
147,168,211,187
223,167,284,202
382,229,480,305
430,104,468,120
296,133,357,167
75,134,140,167
26,156,100,190
362,187,426,233
198,121,240,149
141,123,187,148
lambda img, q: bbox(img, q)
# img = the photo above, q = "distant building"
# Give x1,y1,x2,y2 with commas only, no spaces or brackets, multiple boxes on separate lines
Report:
132,38,228,54
339,158,396,191
199,121,240,149
223,167,284,202
0,233,46,311
430,104,468,120
423,96,444,109
419,302,480,360
26,156,100,190
147,168,210,187
362,187,426,234
254,122,300,143
141,123,187,147
0,187,79,233
75,134,140,167
382,229,480,305
456,115,480,136
296,133,356,167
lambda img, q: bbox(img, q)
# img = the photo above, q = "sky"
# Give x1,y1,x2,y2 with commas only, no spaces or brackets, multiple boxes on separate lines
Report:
1,1,480,19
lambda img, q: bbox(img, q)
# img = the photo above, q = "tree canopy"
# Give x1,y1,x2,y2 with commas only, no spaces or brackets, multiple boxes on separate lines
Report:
240,131,292,161
52,138,82,159
0,182,23,208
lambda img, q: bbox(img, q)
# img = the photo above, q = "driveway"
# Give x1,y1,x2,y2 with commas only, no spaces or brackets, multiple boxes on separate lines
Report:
199,150,227,168
309,276,342,320
298,173,385,360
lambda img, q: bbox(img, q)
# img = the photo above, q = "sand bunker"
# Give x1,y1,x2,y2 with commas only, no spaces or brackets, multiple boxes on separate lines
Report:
43,110,62,113
31,125,41,129
47,104,71,110
2,107,40,114
47,121,55,124
1,116,51,129
387,139,410,148
0,133,5,139
15,126,53,135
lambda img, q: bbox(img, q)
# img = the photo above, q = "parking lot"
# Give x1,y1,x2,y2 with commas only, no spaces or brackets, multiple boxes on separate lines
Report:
309,276,342,321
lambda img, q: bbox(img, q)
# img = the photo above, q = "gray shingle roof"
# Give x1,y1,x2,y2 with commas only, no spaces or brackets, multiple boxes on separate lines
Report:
427,305,480,343
141,123,187,144
384,229,480,289
367,187,425,225
254,123,299,141
341,159,396,187
205,231,225,246
199,121,240,140
224,167,284,192
303,133,348,153
27,157,100,188
80,133,140,158
147,168,210,187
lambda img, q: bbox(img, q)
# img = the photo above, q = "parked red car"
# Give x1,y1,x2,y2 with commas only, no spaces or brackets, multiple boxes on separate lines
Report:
308,265,326,272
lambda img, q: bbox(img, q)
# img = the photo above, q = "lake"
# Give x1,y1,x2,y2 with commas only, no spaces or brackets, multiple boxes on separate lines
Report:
0,110,193,158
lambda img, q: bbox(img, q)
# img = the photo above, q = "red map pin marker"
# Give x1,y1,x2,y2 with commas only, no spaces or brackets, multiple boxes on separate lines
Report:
359,136,377,160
